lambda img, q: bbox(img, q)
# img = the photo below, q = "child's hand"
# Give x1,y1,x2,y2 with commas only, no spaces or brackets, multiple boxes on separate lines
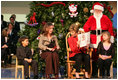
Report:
51,48,55,51
56,46,60,50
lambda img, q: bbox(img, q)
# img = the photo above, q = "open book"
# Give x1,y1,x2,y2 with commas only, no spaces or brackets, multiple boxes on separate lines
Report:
78,32,90,47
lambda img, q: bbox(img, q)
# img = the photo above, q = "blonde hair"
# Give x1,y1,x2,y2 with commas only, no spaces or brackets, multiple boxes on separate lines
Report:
69,23,80,33
2,28,8,37
102,31,111,43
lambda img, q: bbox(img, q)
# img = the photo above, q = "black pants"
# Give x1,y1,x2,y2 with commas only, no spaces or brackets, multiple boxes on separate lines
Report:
19,60,38,77
70,53,90,72
97,58,112,76
1,48,9,65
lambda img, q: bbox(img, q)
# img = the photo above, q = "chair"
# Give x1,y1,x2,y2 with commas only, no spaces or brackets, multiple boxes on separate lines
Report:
98,61,114,79
15,57,31,79
66,32,93,79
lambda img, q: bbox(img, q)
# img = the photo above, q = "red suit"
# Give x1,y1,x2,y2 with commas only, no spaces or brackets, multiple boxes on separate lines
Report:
68,36,87,58
83,14,114,61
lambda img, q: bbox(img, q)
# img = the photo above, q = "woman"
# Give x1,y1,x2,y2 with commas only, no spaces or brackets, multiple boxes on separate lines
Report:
1,28,9,67
7,23,18,55
39,22,60,79
68,23,90,79
7,23,18,64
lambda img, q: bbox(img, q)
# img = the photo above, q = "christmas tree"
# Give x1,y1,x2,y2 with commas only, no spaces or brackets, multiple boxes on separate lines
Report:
18,1,117,76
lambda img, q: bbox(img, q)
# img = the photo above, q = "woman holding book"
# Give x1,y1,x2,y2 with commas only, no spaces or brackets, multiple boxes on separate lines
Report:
68,23,90,79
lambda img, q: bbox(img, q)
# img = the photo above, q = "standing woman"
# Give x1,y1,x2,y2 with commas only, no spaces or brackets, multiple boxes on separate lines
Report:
38,22,60,79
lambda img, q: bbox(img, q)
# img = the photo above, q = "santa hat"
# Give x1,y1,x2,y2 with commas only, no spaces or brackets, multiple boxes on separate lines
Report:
90,2,104,13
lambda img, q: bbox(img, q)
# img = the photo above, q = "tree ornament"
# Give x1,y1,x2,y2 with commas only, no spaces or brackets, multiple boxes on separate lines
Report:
83,7,88,13
51,11,54,17
60,19,64,26
62,13,64,18
42,21,46,26
59,33,63,39
25,12,38,26
37,29,41,34
37,35,40,40
84,15,89,20
69,4,78,18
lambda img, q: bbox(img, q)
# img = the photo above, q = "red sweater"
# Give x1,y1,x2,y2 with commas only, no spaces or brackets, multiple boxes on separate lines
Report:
68,36,87,58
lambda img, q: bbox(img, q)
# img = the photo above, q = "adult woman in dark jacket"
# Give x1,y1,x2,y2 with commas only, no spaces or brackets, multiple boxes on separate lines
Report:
1,28,10,66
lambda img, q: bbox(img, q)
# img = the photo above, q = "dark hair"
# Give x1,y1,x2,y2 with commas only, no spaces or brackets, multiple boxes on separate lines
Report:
9,16,15,20
8,22,14,28
18,35,28,44
11,14,16,19
42,22,54,36
1,15,3,20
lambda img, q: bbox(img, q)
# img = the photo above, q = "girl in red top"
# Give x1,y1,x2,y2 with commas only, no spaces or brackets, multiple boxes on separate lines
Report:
68,23,90,79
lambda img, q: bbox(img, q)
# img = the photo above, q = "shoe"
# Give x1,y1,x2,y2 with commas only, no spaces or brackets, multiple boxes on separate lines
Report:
46,74,50,79
55,74,59,79
99,76,103,79
25,76,30,79
34,75,38,79
76,78,81,79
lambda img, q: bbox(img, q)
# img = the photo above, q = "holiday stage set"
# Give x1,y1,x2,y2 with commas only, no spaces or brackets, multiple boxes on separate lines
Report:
1,1,117,79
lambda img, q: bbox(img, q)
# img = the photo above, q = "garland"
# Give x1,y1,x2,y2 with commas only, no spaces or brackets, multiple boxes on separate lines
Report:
36,2,65,7
103,4,114,18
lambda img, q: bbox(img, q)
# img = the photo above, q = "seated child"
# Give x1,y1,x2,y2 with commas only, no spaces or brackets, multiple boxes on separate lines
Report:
16,36,38,79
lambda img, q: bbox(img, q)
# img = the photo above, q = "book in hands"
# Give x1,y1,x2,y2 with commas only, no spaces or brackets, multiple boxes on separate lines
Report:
78,32,90,48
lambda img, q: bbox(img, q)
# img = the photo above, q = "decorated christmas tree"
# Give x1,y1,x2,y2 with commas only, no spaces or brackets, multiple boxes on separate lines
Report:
18,1,117,76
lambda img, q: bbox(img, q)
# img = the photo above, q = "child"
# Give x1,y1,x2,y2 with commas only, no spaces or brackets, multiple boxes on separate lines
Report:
68,23,90,79
38,22,60,79
16,36,38,79
97,31,115,78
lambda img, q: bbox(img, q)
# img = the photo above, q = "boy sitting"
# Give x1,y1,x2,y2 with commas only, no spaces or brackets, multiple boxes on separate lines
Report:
16,36,38,79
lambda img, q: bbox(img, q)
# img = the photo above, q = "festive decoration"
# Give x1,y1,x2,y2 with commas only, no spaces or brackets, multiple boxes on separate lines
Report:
69,4,78,18
37,29,41,34
41,21,46,26
59,33,63,39
62,13,64,18
103,4,114,18
83,7,88,13
51,11,54,16
25,12,38,26
36,2,66,7
28,12,37,24
25,22,38,27
18,1,117,73
37,36,40,40
60,19,64,26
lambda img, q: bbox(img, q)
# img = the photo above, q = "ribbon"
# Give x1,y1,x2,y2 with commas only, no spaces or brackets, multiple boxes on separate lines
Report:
36,2,65,7
103,4,114,18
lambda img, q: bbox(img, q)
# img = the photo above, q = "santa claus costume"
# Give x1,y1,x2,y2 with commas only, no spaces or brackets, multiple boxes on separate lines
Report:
83,2,114,76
